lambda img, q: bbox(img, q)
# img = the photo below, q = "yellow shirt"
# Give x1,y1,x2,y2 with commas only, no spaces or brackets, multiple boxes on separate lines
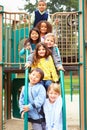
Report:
32,56,58,82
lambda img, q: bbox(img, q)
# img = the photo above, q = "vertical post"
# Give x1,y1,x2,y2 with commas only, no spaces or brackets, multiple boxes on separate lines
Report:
60,70,66,130
55,46,66,130
0,6,3,129
79,0,87,129
24,50,29,130
70,71,73,101
84,0,87,128
7,73,11,119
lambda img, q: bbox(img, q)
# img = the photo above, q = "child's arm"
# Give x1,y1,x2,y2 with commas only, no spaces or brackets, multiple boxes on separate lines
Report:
32,85,46,108
43,100,52,130
47,13,52,24
30,11,35,25
53,96,63,130
19,86,34,118
25,53,34,68
19,48,26,56
52,47,65,71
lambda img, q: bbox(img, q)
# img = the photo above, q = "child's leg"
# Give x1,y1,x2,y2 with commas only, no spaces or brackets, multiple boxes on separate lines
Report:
32,123,45,130
40,80,52,90
44,80,52,90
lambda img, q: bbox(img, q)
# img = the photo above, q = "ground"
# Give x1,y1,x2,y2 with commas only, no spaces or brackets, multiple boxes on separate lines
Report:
4,95,80,130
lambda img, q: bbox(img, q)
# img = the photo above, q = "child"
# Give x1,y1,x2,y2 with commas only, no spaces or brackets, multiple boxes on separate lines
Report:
31,0,52,27
25,43,58,89
44,33,65,71
19,68,46,130
43,83,63,130
36,20,52,42
19,27,40,56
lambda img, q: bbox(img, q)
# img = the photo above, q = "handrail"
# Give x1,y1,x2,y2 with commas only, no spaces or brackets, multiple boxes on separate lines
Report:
55,46,67,130
24,50,29,130
59,70,66,130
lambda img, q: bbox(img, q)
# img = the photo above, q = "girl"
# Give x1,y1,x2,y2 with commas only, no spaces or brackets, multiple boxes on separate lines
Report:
19,68,46,130
43,83,63,130
36,20,52,42
19,27,40,55
26,42,58,89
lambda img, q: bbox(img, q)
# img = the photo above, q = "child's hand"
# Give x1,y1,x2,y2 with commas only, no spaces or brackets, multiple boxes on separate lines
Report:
53,44,57,47
57,66,65,71
24,45,31,50
25,63,31,68
23,105,29,112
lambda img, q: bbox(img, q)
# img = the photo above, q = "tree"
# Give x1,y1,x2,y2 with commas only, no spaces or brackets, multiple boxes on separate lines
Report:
24,0,78,14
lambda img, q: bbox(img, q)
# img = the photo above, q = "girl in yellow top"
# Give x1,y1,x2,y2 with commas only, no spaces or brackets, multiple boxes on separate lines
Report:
26,42,58,90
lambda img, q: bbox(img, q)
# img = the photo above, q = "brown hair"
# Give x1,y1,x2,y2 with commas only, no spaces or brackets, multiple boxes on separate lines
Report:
36,20,52,34
47,83,61,95
30,68,44,81
32,42,51,65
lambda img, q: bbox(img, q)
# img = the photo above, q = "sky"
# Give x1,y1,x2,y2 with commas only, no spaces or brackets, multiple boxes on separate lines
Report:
0,0,35,12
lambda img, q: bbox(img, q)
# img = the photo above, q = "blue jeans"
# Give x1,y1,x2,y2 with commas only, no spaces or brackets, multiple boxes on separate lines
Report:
32,122,46,130
40,80,52,90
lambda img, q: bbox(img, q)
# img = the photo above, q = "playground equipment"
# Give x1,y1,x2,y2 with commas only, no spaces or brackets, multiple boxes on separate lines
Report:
0,0,87,129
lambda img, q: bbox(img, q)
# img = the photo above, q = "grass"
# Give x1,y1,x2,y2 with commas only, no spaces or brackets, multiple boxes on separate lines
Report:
64,75,79,94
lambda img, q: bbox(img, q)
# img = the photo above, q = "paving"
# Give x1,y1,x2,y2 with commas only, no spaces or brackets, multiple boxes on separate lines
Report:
4,94,80,130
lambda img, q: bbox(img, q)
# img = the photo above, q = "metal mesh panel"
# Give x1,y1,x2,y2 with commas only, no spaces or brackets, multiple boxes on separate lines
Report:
2,12,79,68
51,12,78,65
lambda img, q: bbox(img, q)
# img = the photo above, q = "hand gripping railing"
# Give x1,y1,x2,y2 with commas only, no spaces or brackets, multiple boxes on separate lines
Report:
24,49,29,130
60,70,67,130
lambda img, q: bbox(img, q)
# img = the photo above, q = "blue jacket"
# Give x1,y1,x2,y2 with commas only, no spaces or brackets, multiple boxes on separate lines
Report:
19,42,36,56
51,46,62,68
19,82,46,120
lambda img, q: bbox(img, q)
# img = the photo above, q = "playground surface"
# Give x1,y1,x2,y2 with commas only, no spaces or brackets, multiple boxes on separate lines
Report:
5,94,80,130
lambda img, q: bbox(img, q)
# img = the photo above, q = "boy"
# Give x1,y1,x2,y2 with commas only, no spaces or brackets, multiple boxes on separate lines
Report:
31,0,51,27
19,68,46,130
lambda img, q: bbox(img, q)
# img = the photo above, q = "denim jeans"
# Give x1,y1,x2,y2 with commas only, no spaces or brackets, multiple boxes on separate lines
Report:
40,80,52,90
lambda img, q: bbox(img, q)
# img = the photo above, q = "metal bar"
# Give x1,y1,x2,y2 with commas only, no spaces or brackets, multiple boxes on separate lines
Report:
24,50,29,130
70,71,73,101
0,5,4,130
59,70,66,130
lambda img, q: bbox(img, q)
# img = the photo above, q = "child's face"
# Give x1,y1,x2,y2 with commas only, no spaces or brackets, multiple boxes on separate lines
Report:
40,22,47,34
47,88,59,103
29,70,41,85
38,1,47,12
44,36,55,48
30,30,39,41
38,45,46,57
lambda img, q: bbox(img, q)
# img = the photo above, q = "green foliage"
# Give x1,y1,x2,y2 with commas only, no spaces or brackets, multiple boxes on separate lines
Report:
24,0,78,14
